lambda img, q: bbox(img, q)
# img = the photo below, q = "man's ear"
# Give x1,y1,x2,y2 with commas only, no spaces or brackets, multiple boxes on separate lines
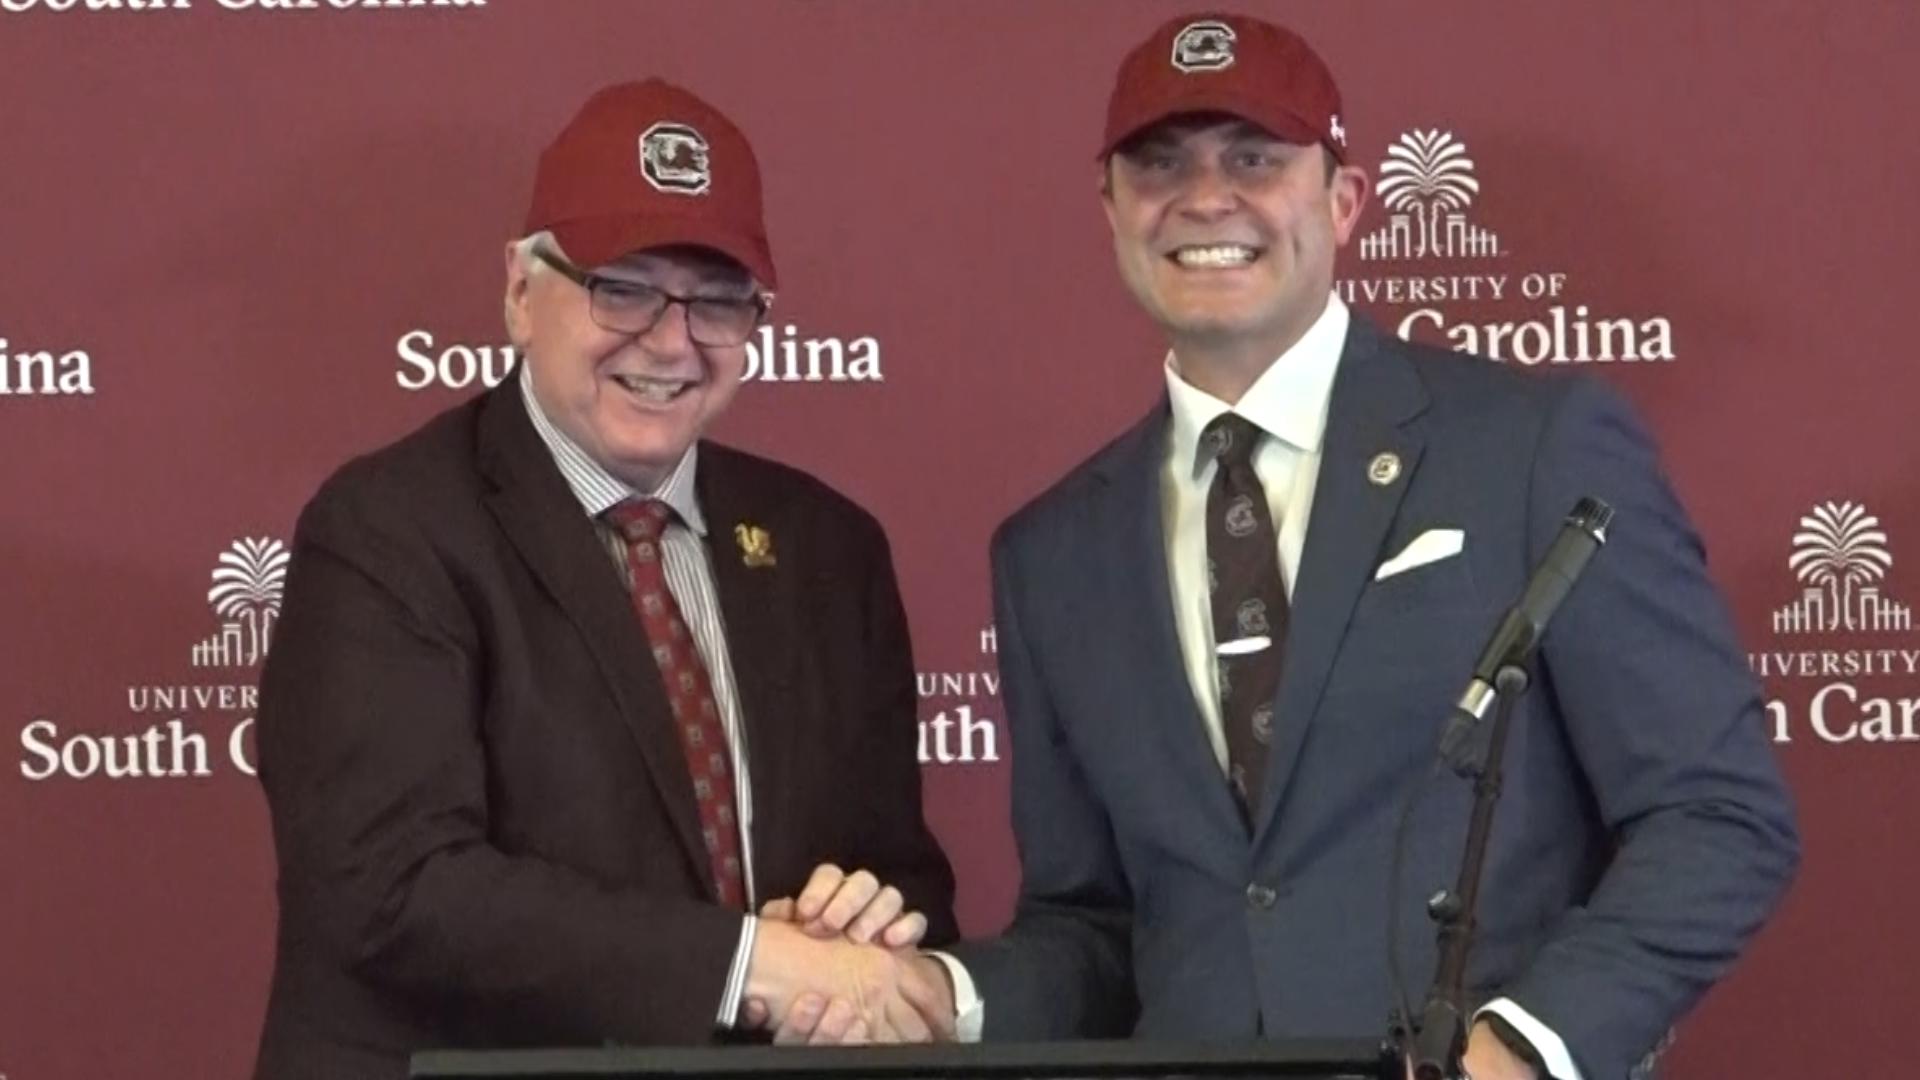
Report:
504,240,535,347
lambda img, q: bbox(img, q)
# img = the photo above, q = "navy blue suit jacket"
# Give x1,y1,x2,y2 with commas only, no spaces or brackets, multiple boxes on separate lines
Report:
953,318,1797,1079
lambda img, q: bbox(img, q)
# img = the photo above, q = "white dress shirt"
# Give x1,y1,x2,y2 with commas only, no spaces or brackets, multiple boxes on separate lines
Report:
948,295,1584,1079
519,363,759,1028
1160,294,1348,760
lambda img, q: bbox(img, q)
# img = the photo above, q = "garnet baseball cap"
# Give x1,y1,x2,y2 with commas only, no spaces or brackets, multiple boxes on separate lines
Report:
1100,13,1348,164
525,78,777,288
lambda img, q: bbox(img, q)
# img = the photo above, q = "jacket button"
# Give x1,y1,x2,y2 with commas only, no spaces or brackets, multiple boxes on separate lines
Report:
1246,883,1278,910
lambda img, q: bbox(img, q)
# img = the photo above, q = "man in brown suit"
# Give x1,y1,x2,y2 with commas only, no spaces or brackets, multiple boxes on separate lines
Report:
252,79,956,1080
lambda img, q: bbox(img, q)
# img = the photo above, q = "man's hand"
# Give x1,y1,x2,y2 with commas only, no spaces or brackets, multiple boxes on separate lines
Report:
1461,1021,1538,1080
893,950,956,1039
763,992,871,1046
761,863,928,946
1404,1022,1538,1080
740,863,937,1037
742,920,954,1043
757,950,956,1045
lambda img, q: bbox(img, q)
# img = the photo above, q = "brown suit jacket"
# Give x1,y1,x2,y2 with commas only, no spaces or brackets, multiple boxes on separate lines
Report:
252,380,956,1080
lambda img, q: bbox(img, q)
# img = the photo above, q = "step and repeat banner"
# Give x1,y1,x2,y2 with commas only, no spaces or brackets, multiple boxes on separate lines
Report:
1,1,1913,1076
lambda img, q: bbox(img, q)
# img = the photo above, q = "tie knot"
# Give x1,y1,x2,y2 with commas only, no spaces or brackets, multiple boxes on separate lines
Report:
1201,414,1264,469
606,499,675,543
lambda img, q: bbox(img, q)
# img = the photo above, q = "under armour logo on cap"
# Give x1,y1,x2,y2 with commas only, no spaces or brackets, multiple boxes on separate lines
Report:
640,122,711,195
1171,19,1236,72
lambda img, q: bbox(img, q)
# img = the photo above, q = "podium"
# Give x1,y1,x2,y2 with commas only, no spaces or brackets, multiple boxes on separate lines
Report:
412,1038,1398,1079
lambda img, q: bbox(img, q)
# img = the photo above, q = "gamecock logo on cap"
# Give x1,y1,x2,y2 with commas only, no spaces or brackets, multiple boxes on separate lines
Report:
640,122,711,195
1171,20,1237,73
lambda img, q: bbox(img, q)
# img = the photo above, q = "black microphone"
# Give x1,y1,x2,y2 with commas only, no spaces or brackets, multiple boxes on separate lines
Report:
1437,497,1614,768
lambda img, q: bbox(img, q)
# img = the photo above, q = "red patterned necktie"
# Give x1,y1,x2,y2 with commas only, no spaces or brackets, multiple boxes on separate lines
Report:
605,498,746,909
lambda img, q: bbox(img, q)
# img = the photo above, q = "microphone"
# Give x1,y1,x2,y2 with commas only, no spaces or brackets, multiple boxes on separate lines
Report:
1437,497,1614,768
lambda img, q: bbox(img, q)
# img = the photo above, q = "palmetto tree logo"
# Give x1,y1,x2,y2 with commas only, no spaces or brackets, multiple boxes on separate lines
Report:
1775,502,1910,634
1379,129,1480,214
192,537,290,667
1360,130,1502,261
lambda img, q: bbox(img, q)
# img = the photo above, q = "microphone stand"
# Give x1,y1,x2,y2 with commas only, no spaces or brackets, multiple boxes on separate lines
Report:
1406,663,1531,1080
1389,497,1612,1077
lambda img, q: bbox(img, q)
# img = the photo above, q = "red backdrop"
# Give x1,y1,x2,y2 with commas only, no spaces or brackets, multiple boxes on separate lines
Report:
2,1,1914,1076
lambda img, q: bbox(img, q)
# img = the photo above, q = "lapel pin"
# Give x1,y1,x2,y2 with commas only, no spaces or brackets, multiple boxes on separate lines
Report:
1367,452,1402,487
734,523,776,568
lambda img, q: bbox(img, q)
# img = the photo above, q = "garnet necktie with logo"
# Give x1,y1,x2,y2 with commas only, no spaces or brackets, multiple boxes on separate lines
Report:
606,498,747,909
1202,413,1290,820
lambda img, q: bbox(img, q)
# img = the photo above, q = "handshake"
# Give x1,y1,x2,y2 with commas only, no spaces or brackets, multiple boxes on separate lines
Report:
740,864,959,1044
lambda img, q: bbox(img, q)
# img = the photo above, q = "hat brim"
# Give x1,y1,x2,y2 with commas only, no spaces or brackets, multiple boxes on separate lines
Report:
549,214,778,291
1100,89,1344,164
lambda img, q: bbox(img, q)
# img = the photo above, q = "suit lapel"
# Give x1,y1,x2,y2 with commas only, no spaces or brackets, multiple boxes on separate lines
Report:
474,380,712,894
694,448,802,864
1254,321,1430,840
1091,404,1248,837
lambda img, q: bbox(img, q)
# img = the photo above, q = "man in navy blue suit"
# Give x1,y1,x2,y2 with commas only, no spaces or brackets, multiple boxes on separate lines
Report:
892,13,1797,1080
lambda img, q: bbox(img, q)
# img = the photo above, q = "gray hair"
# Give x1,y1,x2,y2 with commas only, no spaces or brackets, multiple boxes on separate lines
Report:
513,229,561,275
505,230,562,336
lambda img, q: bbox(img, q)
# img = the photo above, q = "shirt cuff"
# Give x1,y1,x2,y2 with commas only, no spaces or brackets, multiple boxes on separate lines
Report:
716,914,758,1027
1475,998,1583,1080
927,950,984,1042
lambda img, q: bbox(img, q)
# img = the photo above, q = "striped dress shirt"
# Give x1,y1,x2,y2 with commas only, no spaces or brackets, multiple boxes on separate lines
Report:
518,362,759,1028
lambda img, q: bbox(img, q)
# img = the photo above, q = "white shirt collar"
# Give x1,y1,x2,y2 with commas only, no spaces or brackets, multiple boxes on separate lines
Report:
517,360,706,535
1165,292,1350,477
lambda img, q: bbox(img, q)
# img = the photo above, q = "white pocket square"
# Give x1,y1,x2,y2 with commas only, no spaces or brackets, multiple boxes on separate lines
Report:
1374,528,1465,581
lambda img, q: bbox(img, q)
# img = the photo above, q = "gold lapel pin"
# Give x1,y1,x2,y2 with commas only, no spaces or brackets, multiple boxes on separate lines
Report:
734,523,776,568
1367,451,1402,487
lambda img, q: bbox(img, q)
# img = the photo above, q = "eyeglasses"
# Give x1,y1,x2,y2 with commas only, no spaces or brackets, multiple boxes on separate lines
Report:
533,248,771,347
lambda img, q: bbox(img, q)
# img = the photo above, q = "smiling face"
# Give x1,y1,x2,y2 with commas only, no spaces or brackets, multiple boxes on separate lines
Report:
504,241,756,491
1103,114,1369,365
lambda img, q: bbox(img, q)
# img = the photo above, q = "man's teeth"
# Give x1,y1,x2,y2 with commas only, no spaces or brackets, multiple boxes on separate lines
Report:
615,374,693,402
1174,245,1259,268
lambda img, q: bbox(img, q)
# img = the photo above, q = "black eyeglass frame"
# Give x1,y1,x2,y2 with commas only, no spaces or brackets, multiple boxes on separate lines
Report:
532,247,773,346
